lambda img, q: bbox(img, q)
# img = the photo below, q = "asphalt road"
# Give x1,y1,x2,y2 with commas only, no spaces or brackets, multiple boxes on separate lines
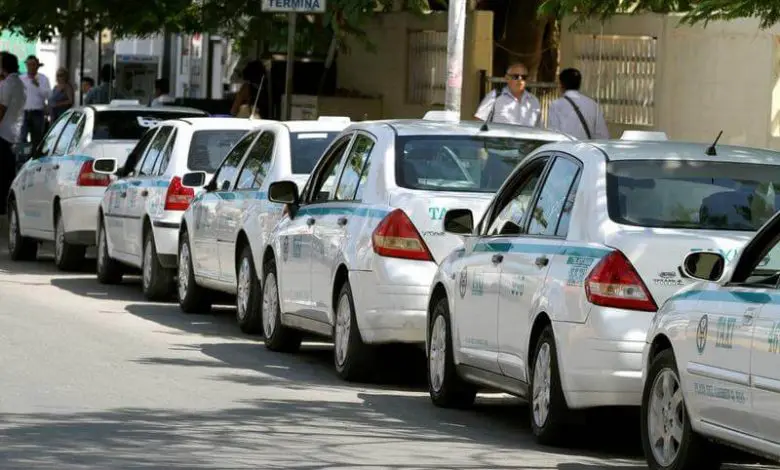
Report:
0,242,776,469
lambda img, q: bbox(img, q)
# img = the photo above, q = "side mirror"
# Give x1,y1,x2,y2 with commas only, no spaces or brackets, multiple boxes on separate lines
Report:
268,180,300,205
181,171,207,188
681,251,726,282
93,158,118,174
443,208,474,235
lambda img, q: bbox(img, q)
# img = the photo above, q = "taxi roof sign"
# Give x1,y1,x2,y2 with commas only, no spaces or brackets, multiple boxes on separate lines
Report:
423,110,459,122
109,99,141,106
317,116,350,124
620,130,669,141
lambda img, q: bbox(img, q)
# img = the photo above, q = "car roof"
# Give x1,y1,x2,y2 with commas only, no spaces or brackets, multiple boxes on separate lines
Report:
161,116,262,130
350,119,572,141
86,104,207,114
572,140,780,165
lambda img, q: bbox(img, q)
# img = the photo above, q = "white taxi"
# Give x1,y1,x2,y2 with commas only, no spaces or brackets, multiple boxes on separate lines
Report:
176,117,350,329
6,102,207,270
640,216,780,468
425,137,780,445
261,116,571,381
94,117,260,300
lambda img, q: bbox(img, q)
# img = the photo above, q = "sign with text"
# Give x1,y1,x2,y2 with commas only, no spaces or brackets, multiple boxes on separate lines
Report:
262,0,326,13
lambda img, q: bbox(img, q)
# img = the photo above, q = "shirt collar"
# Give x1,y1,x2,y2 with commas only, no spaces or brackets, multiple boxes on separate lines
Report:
563,89,581,98
501,86,525,101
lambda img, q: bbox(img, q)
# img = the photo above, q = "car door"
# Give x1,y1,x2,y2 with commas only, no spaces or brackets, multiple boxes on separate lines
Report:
25,112,70,232
310,132,374,324
39,111,84,233
455,156,550,374
496,154,581,382
278,133,354,317
217,131,275,284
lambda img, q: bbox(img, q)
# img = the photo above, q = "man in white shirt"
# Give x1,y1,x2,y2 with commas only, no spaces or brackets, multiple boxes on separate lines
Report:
547,68,609,140
150,78,176,107
474,63,541,127
0,52,26,216
19,55,50,150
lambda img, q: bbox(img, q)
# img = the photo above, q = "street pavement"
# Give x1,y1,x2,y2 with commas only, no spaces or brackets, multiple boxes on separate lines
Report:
0,243,777,469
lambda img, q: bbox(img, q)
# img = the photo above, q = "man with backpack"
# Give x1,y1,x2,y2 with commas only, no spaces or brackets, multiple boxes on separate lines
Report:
547,68,609,140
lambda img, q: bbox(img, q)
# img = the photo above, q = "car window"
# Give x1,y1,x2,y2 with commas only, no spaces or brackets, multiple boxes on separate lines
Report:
306,134,353,203
66,116,87,154
92,110,204,140
139,126,173,176
52,112,83,156
335,134,374,201
527,157,581,237
235,132,274,190
36,112,70,158
153,129,177,176
213,131,256,191
290,131,340,174
485,158,549,236
187,129,249,173
123,128,158,176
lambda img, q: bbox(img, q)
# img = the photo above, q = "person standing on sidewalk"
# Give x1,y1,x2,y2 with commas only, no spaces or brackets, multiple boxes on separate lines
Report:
547,68,609,140
0,52,26,217
19,55,50,150
474,63,541,127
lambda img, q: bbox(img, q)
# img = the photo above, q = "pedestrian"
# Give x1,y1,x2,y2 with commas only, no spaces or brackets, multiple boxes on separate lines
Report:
81,76,94,99
0,52,26,217
19,55,50,149
150,78,175,107
84,64,126,105
547,68,609,140
50,67,74,122
230,60,269,118
474,63,541,127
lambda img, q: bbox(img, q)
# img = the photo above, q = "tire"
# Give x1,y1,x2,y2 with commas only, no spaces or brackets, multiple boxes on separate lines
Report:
261,259,301,352
427,295,477,408
333,279,375,382
529,325,570,446
641,348,722,470
177,230,212,313
236,245,263,334
54,209,85,271
7,200,37,261
141,230,173,301
96,218,123,284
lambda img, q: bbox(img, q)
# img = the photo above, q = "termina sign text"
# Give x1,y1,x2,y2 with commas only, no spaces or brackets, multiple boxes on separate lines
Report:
262,0,326,13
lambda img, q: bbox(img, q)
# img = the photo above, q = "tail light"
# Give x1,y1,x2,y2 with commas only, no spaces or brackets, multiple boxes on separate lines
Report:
585,250,657,312
164,176,195,211
372,208,433,262
77,160,111,187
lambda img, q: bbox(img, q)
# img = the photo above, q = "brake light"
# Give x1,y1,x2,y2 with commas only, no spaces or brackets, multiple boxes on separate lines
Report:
372,208,433,261
76,160,111,187
164,176,195,211
584,250,658,312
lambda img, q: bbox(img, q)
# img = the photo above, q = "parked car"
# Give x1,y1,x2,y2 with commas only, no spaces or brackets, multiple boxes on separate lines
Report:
93,117,261,300
641,215,780,469
6,102,207,269
424,137,780,445
176,117,351,328
261,116,572,381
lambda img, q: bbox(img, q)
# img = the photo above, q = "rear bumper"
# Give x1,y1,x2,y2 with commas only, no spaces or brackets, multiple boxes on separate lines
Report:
60,195,102,245
151,211,183,268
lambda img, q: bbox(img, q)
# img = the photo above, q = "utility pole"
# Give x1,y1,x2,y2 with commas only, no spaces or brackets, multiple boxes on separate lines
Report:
444,0,467,115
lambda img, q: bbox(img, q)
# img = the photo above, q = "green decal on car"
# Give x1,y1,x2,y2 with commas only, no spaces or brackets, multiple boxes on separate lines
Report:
509,275,524,297
693,382,746,404
471,272,484,296
428,207,447,220
769,321,780,354
566,255,593,287
715,316,736,349
696,315,708,354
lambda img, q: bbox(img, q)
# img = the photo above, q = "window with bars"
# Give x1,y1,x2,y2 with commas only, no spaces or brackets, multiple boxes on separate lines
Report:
573,34,657,126
406,30,447,105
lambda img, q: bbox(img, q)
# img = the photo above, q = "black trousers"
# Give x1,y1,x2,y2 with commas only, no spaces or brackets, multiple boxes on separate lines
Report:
0,137,15,215
21,109,45,149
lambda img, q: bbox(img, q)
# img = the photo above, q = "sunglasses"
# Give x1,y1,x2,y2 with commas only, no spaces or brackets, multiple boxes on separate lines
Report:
507,74,528,81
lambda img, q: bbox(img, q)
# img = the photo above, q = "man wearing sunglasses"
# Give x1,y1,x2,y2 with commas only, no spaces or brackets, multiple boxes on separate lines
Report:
474,63,541,127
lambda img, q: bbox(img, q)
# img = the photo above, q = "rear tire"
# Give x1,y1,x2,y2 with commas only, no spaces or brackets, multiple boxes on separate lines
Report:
427,296,477,408
261,259,302,352
177,230,212,313
142,230,173,301
96,218,123,284
7,200,37,261
333,280,374,382
236,245,263,334
529,325,570,446
54,209,85,271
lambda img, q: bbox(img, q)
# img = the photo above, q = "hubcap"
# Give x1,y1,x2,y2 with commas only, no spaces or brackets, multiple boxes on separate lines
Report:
532,342,552,428
334,293,351,367
178,243,190,301
648,368,685,466
143,238,153,289
55,215,64,262
8,207,17,253
237,257,252,320
429,314,447,392
262,272,278,338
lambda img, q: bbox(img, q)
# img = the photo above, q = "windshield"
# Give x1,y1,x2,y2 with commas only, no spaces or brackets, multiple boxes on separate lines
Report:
290,132,339,174
608,160,780,231
187,130,250,173
92,110,206,140
395,136,549,193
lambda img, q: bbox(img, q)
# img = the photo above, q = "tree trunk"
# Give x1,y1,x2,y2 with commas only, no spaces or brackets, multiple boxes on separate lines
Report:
537,18,559,83
492,0,547,80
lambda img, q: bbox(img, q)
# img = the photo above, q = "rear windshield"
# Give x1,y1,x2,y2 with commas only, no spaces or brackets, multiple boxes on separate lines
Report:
290,131,339,174
187,130,251,172
608,160,780,231
92,110,205,140
395,136,550,192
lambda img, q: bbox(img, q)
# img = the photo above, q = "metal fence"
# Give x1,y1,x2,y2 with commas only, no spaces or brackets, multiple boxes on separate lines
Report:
478,71,560,127
407,30,448,106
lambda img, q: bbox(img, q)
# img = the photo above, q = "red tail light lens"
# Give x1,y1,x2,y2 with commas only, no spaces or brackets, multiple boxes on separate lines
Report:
372,208,433,262
585,250,657,312
77,160,111,187
164,176,195,211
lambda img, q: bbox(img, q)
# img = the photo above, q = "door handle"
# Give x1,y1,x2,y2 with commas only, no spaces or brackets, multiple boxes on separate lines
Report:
535,256,549,268
743,309,756,325
140,190,149,197
337,217,348,226
491,254,504,264
35,166,42,172
120,192,127,198
306,217,316,226
52,164,59,170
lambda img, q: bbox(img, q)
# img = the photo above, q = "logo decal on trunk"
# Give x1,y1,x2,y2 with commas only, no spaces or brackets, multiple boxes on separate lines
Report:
696,314,708,354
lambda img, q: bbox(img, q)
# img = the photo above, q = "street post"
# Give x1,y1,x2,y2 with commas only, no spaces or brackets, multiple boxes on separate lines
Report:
444,0,467,116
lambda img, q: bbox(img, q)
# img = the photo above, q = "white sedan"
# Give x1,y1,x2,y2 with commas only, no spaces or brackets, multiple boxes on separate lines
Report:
425,135,780,445
6,102,206,270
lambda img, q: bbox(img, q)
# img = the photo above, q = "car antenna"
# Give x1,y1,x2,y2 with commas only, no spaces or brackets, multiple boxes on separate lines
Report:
705,130,723,156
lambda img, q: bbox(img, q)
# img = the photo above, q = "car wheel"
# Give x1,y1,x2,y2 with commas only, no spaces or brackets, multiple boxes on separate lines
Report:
261,258,301,352
529,325,570,446
54,209,85,271
142,230,173,301
236,245,263,334
428,295,477,408
641,348,722,470
96,218,123,284
333,279,374,382
7,200,37,261
177,230,212,313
